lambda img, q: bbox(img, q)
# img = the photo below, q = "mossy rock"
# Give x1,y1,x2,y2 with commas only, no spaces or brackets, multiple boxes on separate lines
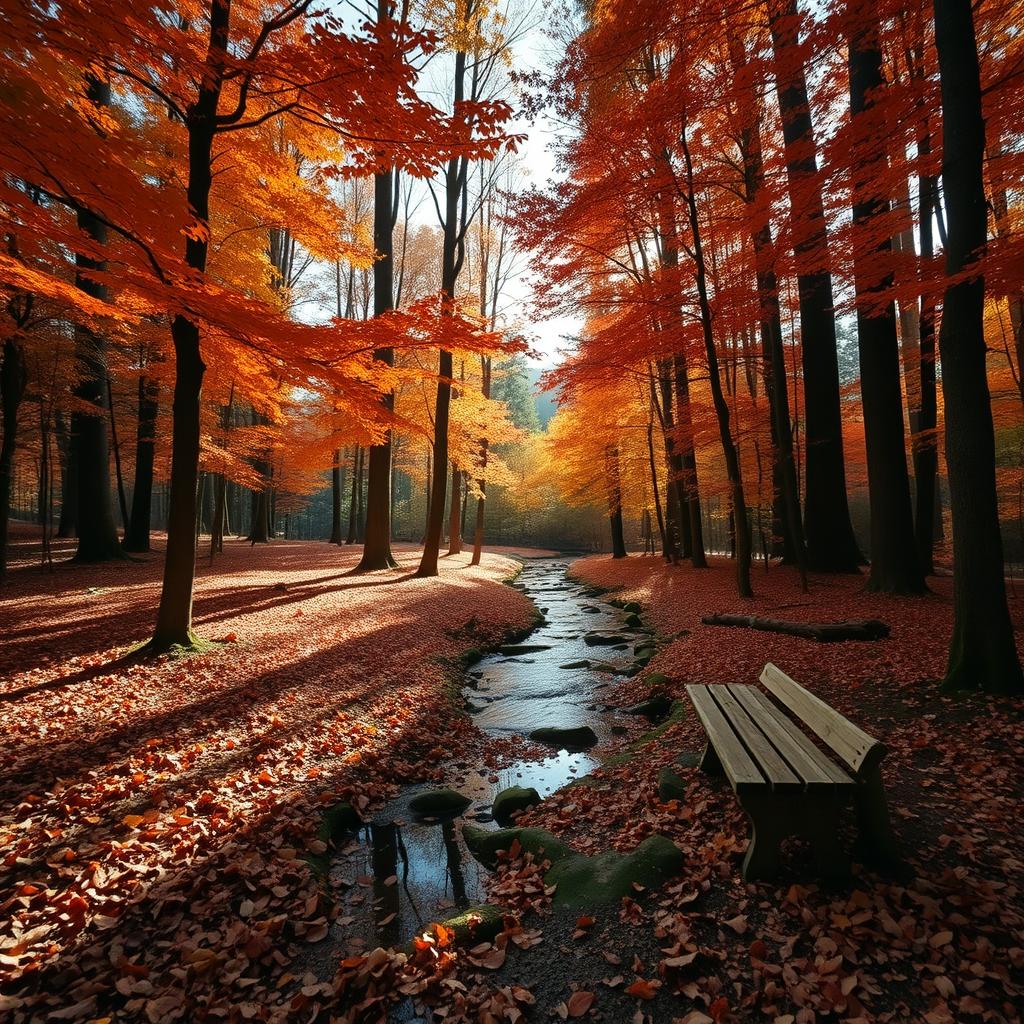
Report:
462,824,576,870
559,659,591,670
657,767,688,802
634,642,657,658
529,725,598,750
318,801,361,841
584,633,627,647
623,613,643,628
608,598,627,608
546,835,683,908
492,786,541,826
645,672,672,688
409,788,471,816
623,601,642,614
459,648,484,668
623,694,674,720
433,904,507,945
304,802,361,877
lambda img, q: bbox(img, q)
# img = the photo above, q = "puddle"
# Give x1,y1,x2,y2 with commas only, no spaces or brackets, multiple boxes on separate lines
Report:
315,558,642,967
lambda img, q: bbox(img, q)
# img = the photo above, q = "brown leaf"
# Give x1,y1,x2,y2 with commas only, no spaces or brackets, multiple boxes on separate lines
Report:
567,990,595,1017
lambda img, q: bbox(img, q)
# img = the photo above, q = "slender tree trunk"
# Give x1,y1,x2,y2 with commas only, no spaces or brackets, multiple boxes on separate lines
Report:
847,12,925,594
355,107,398,570
123,371,158,551
657,359,686,558
645,399,668,560
767,0,862,572
150,2,228,650
447,462,462,555
330,448,343,544
0,338,27,579
55,412,77,538
72,78,123,563
107,377,128,532
674,356,706,565
728,25,807,588
606,445,627,559
355,447,365,541
418,40,468,578
471,357,490,566
933,0,1022,693
681,112,751,597
914,123,939,575
346,446,360,544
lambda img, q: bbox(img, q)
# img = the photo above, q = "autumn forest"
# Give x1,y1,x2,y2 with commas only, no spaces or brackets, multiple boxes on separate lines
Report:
1,0,1023,1021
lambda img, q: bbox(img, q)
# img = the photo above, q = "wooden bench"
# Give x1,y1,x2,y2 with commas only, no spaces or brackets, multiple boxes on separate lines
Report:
685,662,898,881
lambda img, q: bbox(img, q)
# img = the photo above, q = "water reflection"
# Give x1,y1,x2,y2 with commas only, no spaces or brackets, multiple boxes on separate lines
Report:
327,558,638,954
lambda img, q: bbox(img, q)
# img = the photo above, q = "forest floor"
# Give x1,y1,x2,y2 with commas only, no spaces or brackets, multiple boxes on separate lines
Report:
2,531,1023,1023
0,524,541,1023
401,556,1022,1024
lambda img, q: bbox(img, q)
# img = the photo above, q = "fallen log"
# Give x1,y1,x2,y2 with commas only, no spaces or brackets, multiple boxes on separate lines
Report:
701,613,890,642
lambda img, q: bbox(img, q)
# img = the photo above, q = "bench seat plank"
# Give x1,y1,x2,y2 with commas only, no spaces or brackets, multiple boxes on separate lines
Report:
760,662,885,776
686,684,764,793
708,685,802,792
731,684,853,790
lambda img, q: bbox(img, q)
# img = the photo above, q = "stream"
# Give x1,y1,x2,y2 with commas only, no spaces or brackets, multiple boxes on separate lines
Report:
313,558,644,967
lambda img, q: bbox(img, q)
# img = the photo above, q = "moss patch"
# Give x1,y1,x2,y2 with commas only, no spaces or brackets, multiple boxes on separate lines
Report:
602,700,690,768
462,825,576,870
546,835,684,908
657,767,688,802
492,786,541,826
431,904,507,945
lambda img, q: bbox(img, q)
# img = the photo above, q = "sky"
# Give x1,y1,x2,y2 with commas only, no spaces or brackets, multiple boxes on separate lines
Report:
494,12,582,370
302,4,581,373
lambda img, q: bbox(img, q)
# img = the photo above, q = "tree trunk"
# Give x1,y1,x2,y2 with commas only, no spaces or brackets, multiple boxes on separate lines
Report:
447,462,462,555
355,134,398,570
55,412,77,538
107,377,128,532
645,381,670,561
72,79,123,563
728,23,807,589
149,0,228,650
0,338,27,579
346,446,360,544
606,445,627,559
767,0,862,572
330,448,343,544
680,113,751,597
933,0,1023,694
417,41,468,578
847,12,925,594
471,356,490,566
123,371,158,552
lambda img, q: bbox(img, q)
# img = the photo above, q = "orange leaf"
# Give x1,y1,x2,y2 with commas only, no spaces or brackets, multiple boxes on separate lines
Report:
626,979,659,1000
567,990,595,1017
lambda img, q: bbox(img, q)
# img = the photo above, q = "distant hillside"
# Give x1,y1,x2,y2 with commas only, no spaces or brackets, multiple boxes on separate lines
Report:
527,363,559,430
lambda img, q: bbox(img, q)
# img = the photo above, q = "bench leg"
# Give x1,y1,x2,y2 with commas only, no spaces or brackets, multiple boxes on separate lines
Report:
739,794,851,883
805,795,851,883
738,795,783,881
699,742,723,776
854,768,900,868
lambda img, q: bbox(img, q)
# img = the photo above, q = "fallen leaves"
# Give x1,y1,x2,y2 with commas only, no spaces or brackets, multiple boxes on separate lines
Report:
0,542,535,1023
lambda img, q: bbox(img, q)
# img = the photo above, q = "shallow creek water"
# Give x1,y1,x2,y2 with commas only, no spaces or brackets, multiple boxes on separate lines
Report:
315,558,643,965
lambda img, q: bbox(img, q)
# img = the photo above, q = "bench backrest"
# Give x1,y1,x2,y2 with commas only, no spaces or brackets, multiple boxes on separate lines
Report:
759,662,886,777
